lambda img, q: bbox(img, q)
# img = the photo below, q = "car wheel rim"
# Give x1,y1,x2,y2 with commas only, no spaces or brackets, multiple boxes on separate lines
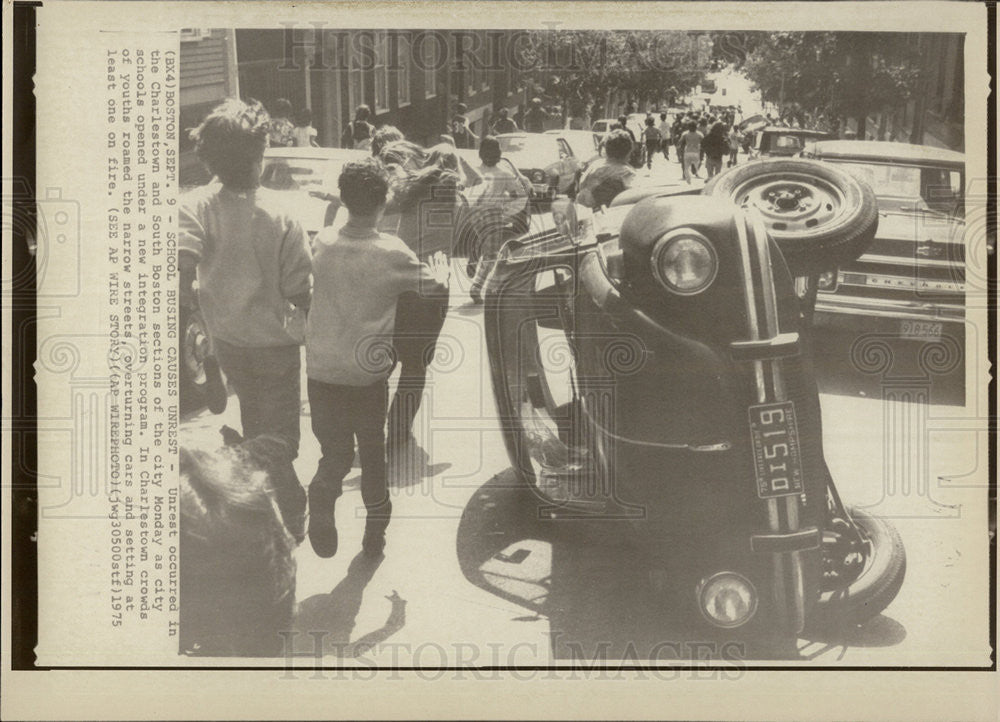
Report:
731,172,848,236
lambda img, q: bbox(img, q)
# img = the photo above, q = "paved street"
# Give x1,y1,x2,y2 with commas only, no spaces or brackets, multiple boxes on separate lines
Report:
180,153,987,668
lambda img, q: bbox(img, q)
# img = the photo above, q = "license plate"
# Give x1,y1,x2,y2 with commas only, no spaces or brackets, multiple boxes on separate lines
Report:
900,320,942,340
749,401,804,499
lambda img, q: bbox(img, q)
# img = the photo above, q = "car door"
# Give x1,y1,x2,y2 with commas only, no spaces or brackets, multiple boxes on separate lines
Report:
556,138,578,193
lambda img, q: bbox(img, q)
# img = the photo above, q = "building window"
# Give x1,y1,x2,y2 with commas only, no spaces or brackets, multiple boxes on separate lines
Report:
396,33,412,107
421,32,438,99
374,31,389,113
349,33,367,112
480,31,490,91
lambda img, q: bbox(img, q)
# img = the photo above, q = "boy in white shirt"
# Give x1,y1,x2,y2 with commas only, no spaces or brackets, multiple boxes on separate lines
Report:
306,158,449,558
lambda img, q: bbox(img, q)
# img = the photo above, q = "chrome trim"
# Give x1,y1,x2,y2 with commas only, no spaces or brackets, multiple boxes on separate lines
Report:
835,273,965,293
749,209,786,401
733,210,766,399
815,297,965,322
860,253,963,269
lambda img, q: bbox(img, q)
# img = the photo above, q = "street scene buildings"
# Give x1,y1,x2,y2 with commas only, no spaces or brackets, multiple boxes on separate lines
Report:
176,27,983,667
179,29,964,184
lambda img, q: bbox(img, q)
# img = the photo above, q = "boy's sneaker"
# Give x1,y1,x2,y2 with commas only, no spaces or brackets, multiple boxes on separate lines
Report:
307,482,339,558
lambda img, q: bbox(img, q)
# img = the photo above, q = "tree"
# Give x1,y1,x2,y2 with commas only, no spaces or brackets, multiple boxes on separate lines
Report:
522,30,708,122
738,32,922,137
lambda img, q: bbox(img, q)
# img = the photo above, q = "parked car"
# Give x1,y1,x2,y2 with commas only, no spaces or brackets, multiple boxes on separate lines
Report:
544,128,602,169
497,133,583,201
754,127,833,157
591,118,618,136
259,146,369,237
800,140,966,342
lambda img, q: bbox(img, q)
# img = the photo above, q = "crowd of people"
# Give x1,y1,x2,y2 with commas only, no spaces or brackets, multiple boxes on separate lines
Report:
179,93,771,587
260,94,557,152
179,98,538,581
176,92,777,654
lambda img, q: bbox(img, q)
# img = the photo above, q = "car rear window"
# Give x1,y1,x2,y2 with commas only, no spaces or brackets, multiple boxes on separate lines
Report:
498,136,560,165
831,161,964,216
261,157,352,192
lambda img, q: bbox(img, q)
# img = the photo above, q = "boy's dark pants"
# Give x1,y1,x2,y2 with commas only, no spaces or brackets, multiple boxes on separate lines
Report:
213,339,306,537
214,340,302,453
308,377,392,528
388,289,450,441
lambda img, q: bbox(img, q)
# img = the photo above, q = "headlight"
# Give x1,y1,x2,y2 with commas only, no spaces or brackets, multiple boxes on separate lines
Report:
531,170,546,183
650,229,718,295
697,572,758,628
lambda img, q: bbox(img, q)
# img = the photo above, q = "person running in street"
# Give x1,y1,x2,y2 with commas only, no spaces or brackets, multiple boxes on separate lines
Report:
450,103,478,149
523,97,549,133
306,157,450,559
491,107,518,135
371,125,405,158
658,112,671,161
377,141,463,476
642,116,662,171
467,136,531,302
679,121,703,183
267,98,295,148
292,106,319,148
672,115,685,164
576,129,637,210
727,123,740,167
179,99,312,542
703,121,728,179
344,104,375,150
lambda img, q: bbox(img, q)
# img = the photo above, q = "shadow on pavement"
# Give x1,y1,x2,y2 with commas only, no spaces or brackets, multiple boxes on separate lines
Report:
291,553,406,658
456,470,804,661
797,615,907,661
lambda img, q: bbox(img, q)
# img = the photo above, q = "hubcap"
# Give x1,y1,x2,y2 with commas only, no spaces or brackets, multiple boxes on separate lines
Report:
733,172,847,235
821,517,870,591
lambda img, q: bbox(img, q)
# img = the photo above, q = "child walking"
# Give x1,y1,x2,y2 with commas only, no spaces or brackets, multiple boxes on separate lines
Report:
642,116,662,170
178,98,312,542
292,106,319,147
305,157,449,559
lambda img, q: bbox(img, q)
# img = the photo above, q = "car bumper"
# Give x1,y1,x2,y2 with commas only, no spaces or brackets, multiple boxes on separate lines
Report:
815,293,964,324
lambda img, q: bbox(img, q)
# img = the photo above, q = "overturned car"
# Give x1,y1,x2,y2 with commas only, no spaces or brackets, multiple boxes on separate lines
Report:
481,158,905,646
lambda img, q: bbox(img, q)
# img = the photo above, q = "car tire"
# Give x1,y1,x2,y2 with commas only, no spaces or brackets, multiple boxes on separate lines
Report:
702,158,879,276
807,507,906,630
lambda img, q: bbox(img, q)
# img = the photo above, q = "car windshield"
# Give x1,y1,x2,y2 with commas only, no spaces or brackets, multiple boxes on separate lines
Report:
498,136,560,165
260,156,347,192
831,160,964,216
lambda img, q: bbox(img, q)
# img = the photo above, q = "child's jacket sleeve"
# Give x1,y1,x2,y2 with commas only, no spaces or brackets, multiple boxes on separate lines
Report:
278,219,313,301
